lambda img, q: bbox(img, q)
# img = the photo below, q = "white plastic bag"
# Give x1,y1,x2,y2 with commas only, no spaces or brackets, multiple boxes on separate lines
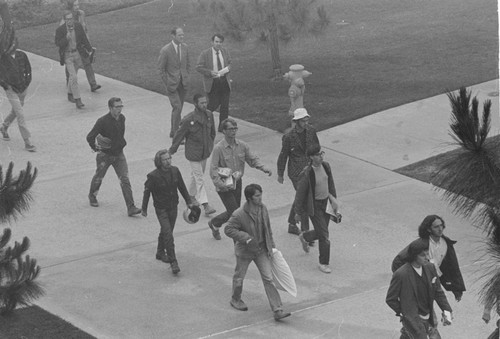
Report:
271,248,297,297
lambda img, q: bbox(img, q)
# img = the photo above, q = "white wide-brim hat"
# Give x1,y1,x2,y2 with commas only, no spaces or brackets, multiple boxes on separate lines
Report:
292,108,310,121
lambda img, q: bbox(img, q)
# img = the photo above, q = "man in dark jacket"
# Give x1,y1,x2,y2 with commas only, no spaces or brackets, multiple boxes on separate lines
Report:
0,38,36,152
277,108,319,235
169,93,217,217
224,183,291,321
142,149,195,275
294,144,338,274
55,10,92,108
391,215,466,301
386,239,453,339
86,97,141,216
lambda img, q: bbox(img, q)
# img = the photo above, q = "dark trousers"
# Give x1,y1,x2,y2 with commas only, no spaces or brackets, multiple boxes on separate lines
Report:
89,151,135,210
207,78,230,131
211,179,242,228
155,208,178,262
287,177,310,231
301,198,330,265
167,83,186,138
400,317,441,339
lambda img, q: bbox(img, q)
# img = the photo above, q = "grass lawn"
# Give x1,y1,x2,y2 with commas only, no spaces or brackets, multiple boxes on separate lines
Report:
0,305,96,338
396,134,500,187
17,0,498,132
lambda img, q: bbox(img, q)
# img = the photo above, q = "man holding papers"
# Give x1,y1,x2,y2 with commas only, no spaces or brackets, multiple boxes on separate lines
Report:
196,33,232,132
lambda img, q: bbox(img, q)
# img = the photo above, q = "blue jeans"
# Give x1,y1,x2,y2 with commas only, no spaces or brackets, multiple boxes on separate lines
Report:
155,208,178,261
232,250,283,312
301,198,330,265
89,151,135,210
211,179,242,228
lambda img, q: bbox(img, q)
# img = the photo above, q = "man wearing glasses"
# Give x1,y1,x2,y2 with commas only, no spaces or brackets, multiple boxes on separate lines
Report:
86,97,142,216
208,118,272,240
277,108,319,236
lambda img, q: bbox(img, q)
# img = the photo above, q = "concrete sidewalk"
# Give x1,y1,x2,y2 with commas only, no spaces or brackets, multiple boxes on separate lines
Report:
0,52,498,338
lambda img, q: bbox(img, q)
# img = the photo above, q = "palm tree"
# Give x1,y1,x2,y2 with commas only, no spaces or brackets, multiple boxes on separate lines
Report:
0,162,43,315
431,87,499,317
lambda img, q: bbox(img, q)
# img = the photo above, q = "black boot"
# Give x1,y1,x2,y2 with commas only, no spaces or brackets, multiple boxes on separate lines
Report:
155,233,171,263
170,260,180,274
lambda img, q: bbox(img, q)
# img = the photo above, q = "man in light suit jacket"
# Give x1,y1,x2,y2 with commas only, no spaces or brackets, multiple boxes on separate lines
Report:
386,239,453,339
196,33,231,132
158,27,191,138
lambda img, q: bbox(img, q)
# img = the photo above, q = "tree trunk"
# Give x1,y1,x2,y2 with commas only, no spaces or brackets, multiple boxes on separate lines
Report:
268,12,282,81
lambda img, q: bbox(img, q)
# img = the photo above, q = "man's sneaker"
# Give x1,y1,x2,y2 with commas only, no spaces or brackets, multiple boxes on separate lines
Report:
88,194,99,207
0,126,10,141
170,261,180,274
230,299,248,311
299,233,309,253
208,221,221,240
90,84,102,92
128,206,142,217
204,204,216,217
318,264,332,274
274,310,291,321
288,224,301,235
25,144,36,152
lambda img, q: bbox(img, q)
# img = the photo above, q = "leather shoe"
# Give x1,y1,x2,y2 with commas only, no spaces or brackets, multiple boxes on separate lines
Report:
75,98,85,109
156,252,171,263
274,310,291,321
288,224,301,235
230,299,248,311
208,221,221,240
67,93,76,103
170,261,180,274
299,233,310,253
128,206,142,217
91,84,101,92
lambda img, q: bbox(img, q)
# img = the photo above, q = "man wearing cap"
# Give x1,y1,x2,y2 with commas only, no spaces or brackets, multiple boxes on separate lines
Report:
196,33,231,132
277,107,319,235
386,238,453,339
208,118,272,240
86,97,142,217
142,149,196,275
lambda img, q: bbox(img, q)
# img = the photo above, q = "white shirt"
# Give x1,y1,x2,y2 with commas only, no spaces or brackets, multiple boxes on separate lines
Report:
429,236,448,277
211,47,224,71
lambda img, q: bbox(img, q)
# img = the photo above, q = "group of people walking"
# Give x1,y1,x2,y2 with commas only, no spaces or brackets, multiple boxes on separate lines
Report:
1,2,496,332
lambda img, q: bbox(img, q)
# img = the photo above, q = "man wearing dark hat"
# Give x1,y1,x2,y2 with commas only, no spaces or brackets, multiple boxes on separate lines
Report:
386,238,453,339
277,107,319,235
142,149,196,275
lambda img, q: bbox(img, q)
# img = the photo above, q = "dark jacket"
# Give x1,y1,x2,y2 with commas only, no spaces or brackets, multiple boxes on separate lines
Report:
277,124,319,181
294,161,337,217
55,22,91,66
86,113,127,156
169,108,215,161
225,202,276,259
391,236,466,298
142,166,190,213
0,50,31,93
386,263,452,339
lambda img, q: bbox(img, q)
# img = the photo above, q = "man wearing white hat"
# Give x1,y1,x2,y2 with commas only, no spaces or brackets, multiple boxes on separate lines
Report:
277,108,319,235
